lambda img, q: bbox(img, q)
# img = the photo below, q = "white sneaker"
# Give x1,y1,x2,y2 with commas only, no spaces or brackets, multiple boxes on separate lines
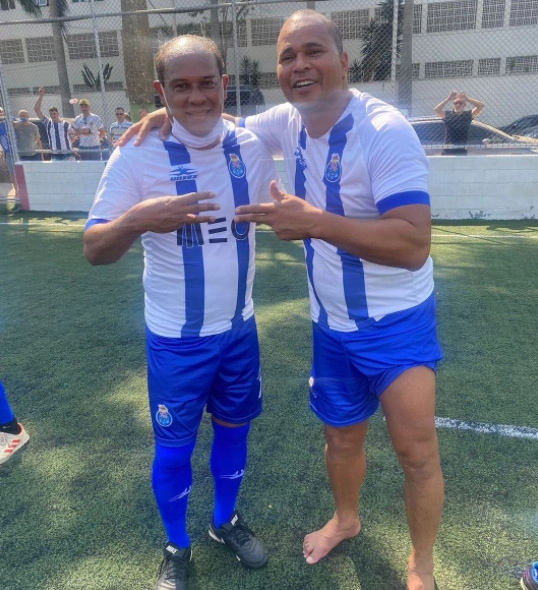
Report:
0,424,29,465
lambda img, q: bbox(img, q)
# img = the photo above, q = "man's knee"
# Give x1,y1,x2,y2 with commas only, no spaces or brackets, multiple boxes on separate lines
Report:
396,439,441,479
153,440,196,471
324,422,368,456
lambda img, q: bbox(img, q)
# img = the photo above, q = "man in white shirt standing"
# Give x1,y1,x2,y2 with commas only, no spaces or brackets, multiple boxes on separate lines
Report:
83,34,276,590
70,99,105,160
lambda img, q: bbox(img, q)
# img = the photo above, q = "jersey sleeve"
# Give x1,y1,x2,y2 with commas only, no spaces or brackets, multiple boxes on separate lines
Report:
367,109,430,213
86,145,144,225
241,104,291,157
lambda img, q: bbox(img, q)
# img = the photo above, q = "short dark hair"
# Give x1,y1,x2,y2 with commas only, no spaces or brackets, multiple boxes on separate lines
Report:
49,107,58,113
155,35,225,87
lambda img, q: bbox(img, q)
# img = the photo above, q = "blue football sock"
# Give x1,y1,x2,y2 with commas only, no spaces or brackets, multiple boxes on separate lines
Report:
152,440,196,548
0,381,15,426
210,421,250,528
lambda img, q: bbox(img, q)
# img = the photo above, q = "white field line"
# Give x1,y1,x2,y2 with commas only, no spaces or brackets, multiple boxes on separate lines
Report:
435,417,538,440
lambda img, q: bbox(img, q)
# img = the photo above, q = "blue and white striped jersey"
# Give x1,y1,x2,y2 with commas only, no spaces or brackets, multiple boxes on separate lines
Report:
243,89,434,332
86,121,276,338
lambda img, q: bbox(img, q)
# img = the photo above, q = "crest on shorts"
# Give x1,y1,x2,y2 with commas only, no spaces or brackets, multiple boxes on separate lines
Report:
156,404,173,427
228,153,246,178
324,153,342,183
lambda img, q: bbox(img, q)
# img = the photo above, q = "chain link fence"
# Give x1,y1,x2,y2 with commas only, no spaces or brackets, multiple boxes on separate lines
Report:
1,0,537,165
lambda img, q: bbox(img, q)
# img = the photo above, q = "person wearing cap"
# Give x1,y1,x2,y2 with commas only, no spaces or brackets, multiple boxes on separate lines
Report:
14,110,43,161
34,87,75,161
69,99,106,160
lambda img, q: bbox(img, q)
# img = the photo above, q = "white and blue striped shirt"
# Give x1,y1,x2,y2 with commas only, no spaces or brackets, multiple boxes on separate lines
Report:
243,89,434,332
86,122,276,338
41,116,71,153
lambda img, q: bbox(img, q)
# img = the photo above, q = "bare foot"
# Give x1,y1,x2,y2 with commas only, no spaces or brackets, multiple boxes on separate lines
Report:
303,515,361,564
406,556,435,590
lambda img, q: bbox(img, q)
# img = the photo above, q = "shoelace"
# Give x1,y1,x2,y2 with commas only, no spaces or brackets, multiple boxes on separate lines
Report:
227,523,255,546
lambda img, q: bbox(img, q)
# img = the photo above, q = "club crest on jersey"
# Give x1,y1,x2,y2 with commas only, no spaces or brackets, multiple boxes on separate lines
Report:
294,146,307,170
325,154,342,183
169,165,197,182
156,404,173,427
228,153,246,178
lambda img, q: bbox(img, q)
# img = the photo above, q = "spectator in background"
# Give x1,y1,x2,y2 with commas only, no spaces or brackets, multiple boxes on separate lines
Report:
109,106,132,148
0,106,17,193
138,107,149,120
70,99,105,160
34,87,75,161
0,380,29,465
14,110,43,161
433,91,485,155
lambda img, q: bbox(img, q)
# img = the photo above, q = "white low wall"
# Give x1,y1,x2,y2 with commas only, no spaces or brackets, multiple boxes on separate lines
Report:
16,160,107,213
16,155,538,220
428,155,538,220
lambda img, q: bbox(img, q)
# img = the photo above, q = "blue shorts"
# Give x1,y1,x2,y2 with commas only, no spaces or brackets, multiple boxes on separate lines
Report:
146,317,262,446
309,294,442,427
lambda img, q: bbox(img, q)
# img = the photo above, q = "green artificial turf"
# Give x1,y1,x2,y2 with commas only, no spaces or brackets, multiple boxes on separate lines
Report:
1,214,537,589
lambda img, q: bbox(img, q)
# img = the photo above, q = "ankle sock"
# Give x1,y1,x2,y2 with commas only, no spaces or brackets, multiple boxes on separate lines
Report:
0,418,21,434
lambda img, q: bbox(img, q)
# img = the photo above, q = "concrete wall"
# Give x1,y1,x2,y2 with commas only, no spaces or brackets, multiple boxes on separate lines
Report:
15,155,538,221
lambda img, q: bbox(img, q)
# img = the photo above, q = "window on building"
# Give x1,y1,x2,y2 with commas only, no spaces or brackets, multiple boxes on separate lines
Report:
332,10,370,39
424,59,474,78
482,0,505,27
0,0,16,10
33,0,48,5
509,0,538,25
374,7,390,25
251,17,284,46
26,37,55,62
220,21,247,47
7,87,31,96
478,57,501,75
259,72,278,88
33,85,61,94
427,0,477,32
0,39,24,64
73,81,124,93
414,4,423,33
506,54,538,73
67,31,119,59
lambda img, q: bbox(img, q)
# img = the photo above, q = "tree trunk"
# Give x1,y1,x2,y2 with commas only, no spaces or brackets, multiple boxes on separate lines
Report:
49,0,74,118
121,0,155,105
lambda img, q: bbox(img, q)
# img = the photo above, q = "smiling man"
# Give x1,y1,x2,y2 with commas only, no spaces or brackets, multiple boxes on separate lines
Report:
83,35,276,590
233,11,444,590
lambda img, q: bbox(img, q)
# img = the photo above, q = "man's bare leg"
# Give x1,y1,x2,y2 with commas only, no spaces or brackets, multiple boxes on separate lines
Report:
381,366,444,590
303,421,368,564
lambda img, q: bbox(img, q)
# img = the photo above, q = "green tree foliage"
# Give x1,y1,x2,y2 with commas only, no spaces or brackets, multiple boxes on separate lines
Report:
81,63,113,91
357,0,403,82
239,56,260,88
